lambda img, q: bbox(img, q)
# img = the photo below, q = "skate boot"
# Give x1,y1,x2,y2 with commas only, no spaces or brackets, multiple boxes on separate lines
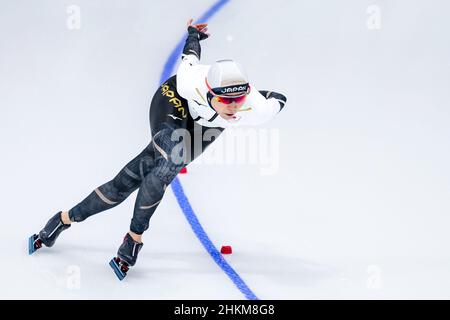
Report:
28,211,71,255
109,233,144,280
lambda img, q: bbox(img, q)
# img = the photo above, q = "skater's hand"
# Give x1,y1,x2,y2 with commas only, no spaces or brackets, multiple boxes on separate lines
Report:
187,18,210,40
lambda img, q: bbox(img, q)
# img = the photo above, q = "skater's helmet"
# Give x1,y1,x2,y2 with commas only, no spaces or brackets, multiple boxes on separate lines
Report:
205,59,250,98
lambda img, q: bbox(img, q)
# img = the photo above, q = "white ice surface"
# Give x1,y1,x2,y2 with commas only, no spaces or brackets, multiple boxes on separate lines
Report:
1,0,450,299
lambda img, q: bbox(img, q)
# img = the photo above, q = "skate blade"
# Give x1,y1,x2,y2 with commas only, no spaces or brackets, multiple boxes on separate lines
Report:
109,258,126,281
28,235,37,255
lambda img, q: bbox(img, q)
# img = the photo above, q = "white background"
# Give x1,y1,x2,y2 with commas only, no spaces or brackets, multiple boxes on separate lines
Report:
1,0,450,299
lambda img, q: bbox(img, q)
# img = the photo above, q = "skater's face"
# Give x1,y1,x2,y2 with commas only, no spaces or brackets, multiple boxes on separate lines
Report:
210,94,247,121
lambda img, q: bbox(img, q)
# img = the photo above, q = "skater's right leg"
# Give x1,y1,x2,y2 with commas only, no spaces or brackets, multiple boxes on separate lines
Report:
68,143,155,223
30,143,155,253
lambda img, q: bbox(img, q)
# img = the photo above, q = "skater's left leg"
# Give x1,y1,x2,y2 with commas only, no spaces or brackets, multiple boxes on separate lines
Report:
110,76,224,273
114,128,187,267
115,125,224,264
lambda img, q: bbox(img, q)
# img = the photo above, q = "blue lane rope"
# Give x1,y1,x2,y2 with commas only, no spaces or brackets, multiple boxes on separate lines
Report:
158,0,259,300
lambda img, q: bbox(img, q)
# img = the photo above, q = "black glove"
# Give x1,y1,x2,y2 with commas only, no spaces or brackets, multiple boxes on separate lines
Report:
182,26,209,60
259,90,287,111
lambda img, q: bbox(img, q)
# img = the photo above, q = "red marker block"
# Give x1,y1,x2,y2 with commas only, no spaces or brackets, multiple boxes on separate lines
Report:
221,246,232,254
179,167,187,174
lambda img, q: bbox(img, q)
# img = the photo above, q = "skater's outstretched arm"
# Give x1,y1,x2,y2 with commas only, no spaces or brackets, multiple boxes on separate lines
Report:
176,19,210,101
182,18,209,61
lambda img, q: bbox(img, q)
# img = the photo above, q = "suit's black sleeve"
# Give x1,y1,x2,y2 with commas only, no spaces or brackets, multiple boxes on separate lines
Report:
182,26,209,60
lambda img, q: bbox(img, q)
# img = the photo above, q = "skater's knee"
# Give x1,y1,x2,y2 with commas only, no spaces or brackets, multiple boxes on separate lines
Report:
140,171,167,199
68,183,128,222
113,168,142,194
153,158,184,184
96,177,136,205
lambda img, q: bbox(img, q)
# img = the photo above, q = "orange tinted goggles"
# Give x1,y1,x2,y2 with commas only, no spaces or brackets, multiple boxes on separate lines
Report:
215,95,247,104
